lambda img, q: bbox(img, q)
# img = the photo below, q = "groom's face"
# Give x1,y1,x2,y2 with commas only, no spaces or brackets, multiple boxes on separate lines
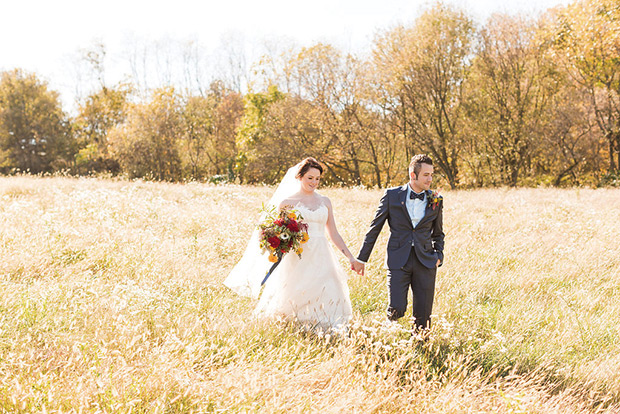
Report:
410,163,433,191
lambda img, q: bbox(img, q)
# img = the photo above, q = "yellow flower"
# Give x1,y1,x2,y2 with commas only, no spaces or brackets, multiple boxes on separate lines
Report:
268,253,279,263
301,232,309,243
296,248,303,255
288,212,297,220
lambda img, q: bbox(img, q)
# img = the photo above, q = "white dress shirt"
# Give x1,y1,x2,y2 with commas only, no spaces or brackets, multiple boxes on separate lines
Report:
406,185,427,229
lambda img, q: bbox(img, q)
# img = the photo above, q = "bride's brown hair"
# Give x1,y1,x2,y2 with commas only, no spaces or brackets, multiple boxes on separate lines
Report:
296,157,323,179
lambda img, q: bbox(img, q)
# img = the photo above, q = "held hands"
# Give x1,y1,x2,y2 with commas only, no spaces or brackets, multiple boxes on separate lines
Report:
349,258,365,276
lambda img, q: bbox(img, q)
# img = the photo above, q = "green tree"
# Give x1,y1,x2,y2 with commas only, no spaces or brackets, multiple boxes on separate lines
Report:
0,69,72,173
235,85,286,183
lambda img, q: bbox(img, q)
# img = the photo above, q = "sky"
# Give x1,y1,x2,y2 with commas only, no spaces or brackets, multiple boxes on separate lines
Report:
2,0,573,111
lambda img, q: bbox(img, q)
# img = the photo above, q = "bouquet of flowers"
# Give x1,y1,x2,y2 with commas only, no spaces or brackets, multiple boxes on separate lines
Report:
258,205,309,285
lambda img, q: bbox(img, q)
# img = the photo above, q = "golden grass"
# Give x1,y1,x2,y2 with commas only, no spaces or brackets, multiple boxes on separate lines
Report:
0,176,619,413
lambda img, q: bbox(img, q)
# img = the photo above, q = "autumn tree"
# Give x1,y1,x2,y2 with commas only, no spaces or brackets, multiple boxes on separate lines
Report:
207,85,244,177
287,43,377,185
464,14,559,186
108,87,183,180
536,83,604,185
551,0,620,175
181,93,215,179
180,81,243,180
73,83,132,173
372,3,475,188
244,43,391,186
0,69,72,173
362,53,410,187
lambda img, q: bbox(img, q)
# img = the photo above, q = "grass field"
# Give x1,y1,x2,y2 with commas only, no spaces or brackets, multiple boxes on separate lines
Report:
1,175,619,413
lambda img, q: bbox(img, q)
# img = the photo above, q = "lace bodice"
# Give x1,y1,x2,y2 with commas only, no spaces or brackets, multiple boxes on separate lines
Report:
295,203,327,238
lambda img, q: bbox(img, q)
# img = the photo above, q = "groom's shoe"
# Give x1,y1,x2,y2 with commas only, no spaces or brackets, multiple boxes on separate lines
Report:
386,306,405,321
412,325,431,343
380,319,400,330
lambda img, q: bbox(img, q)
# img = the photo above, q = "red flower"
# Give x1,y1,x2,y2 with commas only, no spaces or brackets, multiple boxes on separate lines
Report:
274,218,285,226
286,220,299,232
268,236,281,248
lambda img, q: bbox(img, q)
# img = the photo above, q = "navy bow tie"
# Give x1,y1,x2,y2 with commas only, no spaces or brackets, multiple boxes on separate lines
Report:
410,191,425,201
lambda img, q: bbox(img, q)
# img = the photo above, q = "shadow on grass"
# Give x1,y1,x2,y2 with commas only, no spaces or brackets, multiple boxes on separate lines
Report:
378,334,620,412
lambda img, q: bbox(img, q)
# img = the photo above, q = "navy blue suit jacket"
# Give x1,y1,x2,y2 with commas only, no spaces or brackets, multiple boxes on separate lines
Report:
358,184,444,270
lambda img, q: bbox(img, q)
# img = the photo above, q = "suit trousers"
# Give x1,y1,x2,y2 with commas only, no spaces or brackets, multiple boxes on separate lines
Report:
387,246,437,329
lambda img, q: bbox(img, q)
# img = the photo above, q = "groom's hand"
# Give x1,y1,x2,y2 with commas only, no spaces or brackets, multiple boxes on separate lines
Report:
351,260,365,276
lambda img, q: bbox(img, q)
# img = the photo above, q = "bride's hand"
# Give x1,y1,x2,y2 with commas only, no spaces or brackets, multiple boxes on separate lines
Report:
350,259,364,275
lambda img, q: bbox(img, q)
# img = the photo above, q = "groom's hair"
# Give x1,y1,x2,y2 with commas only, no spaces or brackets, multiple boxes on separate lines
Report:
296,157,324,179
409,154,433,178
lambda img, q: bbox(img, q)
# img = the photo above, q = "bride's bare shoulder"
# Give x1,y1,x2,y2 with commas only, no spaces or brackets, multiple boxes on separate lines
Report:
319,194,333,208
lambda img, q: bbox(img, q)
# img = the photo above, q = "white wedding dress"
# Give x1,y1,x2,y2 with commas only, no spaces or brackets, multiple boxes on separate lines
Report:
254,203,352,331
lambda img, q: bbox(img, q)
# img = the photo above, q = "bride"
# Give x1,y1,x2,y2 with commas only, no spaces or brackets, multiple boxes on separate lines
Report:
224,157,357,331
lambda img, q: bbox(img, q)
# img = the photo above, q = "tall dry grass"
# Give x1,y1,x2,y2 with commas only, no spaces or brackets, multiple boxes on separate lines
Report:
0,176,619,413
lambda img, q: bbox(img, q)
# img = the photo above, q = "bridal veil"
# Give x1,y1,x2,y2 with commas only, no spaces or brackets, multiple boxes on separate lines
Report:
224,162,302,298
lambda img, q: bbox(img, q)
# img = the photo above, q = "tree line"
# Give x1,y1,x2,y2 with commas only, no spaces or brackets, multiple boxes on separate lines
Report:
1,0,619,188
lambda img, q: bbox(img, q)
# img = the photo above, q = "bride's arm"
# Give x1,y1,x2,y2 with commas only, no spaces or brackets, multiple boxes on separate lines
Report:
324,197,357,266
278,198,295,210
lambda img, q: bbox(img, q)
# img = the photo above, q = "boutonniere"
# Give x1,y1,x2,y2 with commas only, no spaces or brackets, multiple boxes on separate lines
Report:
427,190,442,210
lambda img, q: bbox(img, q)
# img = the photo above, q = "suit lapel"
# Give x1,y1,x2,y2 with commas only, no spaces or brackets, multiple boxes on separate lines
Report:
417,190,436,226
399,184,413,226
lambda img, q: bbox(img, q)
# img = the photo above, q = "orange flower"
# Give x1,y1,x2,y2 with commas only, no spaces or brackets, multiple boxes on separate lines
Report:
296,248,303,255
268,252,279,263
301,232,309,243
288,212,297,220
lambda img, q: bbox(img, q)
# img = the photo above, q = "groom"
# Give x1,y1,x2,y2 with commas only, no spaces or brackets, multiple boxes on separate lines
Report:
353,154,444,331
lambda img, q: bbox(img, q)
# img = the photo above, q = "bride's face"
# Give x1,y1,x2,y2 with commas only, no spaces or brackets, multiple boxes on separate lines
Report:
300,167,321,193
